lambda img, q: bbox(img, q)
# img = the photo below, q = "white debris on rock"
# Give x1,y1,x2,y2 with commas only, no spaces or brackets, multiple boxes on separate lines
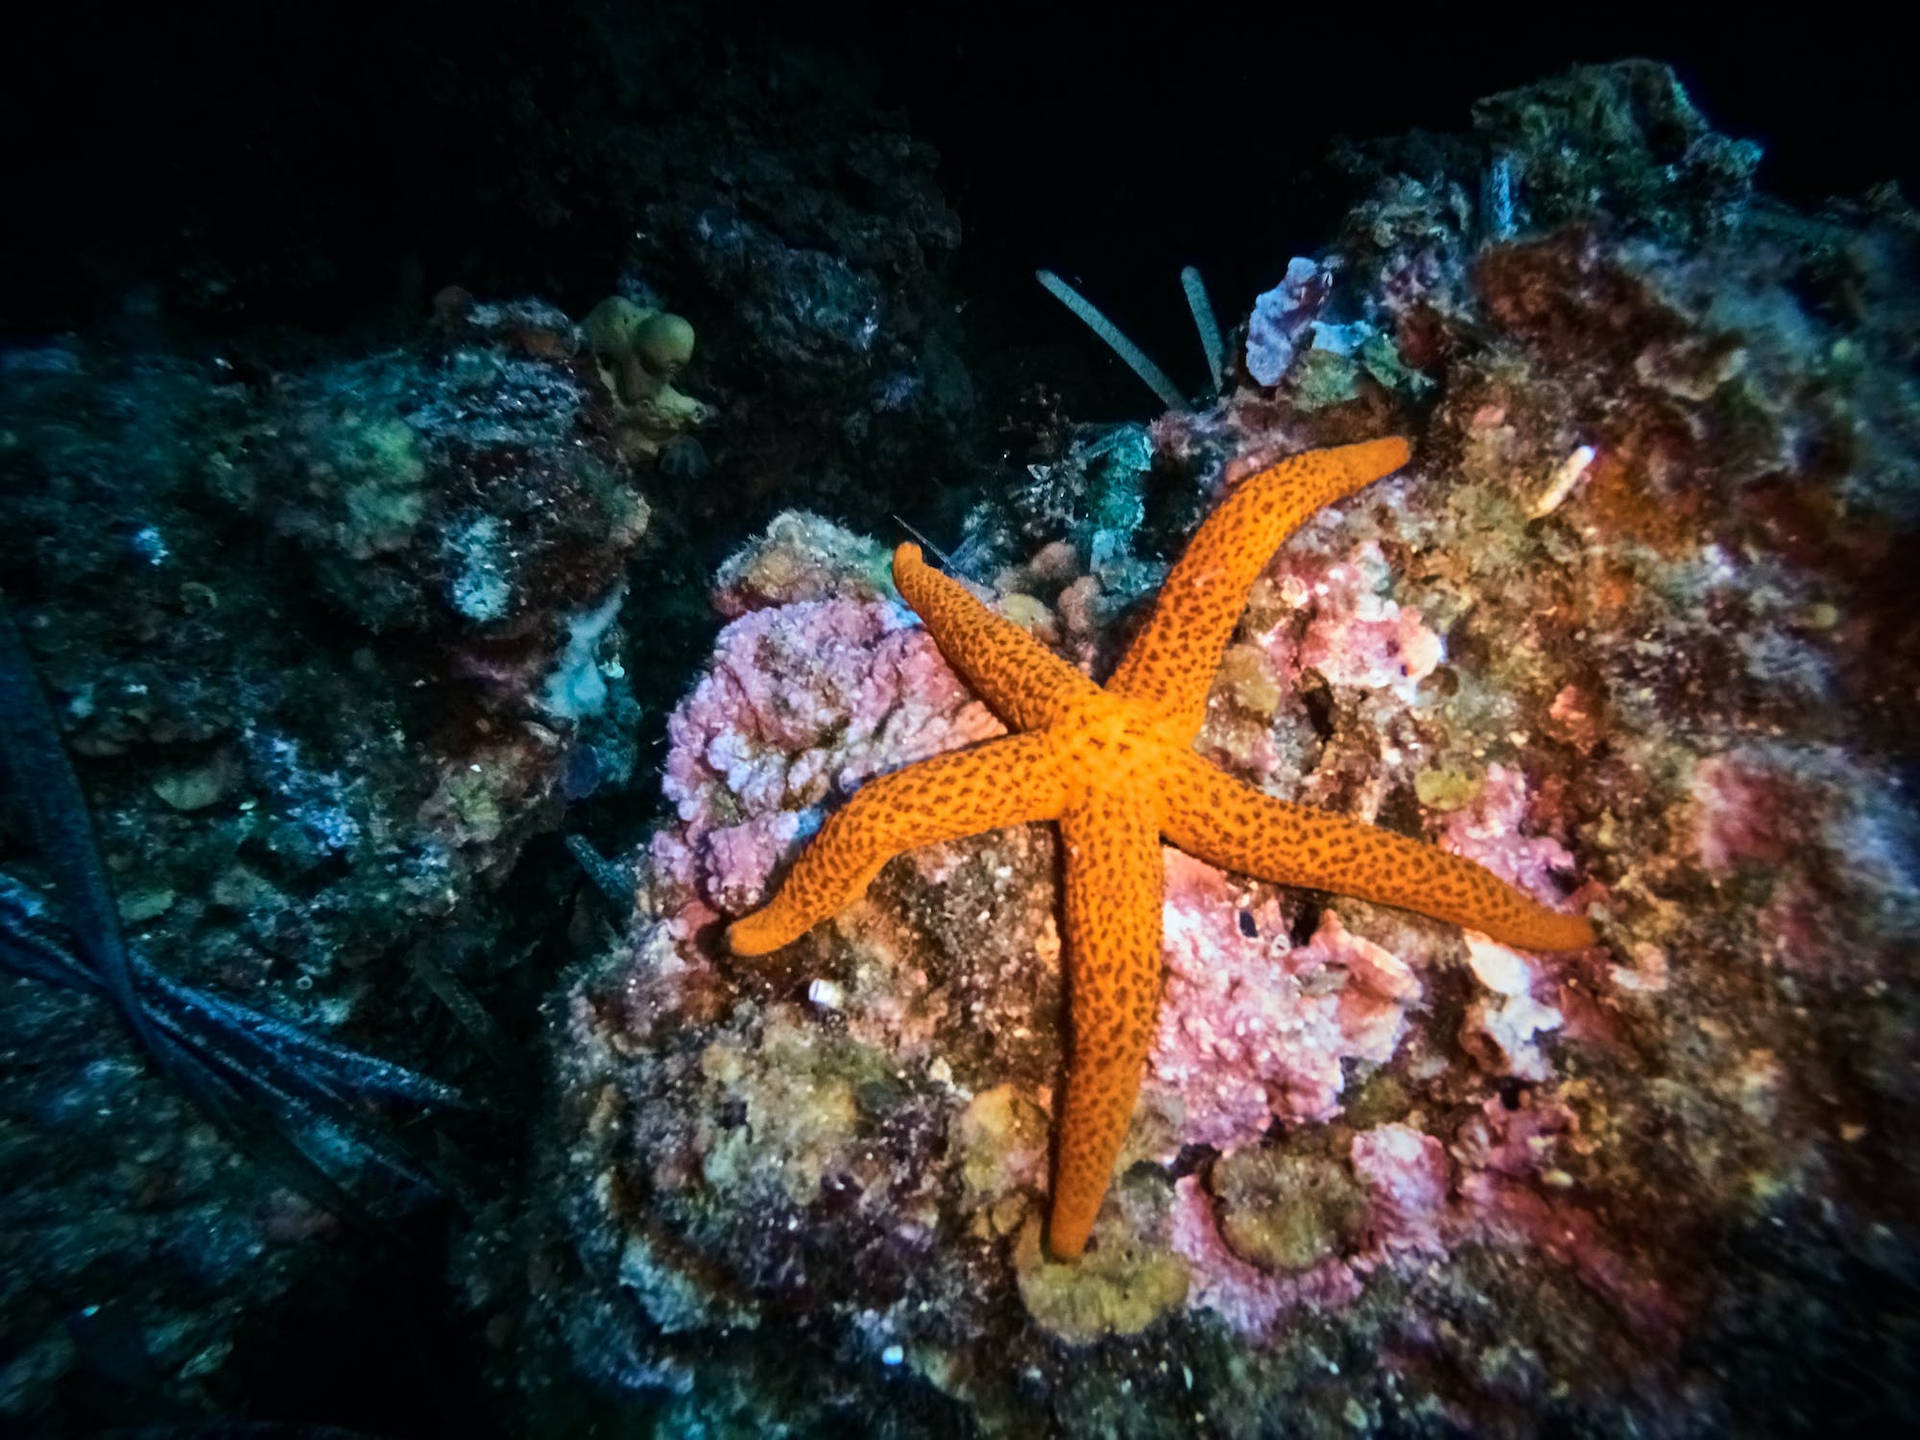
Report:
1462,933,1564,1081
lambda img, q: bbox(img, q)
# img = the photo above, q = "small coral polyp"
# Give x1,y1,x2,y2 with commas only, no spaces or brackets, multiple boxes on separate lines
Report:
583,295,711,462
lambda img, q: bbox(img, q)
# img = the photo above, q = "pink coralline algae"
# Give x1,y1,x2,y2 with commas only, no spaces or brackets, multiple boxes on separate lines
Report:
1439,762,1580,902
1174,1105,1669,1345
1171,1174,1364,1337
1454,1095,1679,1335
1428,763,1594,1077
1147,852,1422,1152
1690,749,1794,873
1172,1123,1451,1338
1291,542,1444,702
1232,533,1445,712
1350,1122,1451,1254
1461,934,1564,1081
650,591,1004,938
1686,743,1919,979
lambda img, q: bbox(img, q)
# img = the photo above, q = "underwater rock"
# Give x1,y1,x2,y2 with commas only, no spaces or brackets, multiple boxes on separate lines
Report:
628,73,974,525
0,288,669,1422
524,60,1913,1436
1245,256,1335,387
2,291,656,952
710,510,895,617
1468,59,1764,244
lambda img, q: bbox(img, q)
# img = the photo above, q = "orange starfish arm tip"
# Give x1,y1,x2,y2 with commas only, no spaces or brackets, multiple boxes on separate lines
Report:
726,731,1070,957
1161,749,1595,952
1047,794,1164,1260
1110,436,1414,733
892,542,1101,733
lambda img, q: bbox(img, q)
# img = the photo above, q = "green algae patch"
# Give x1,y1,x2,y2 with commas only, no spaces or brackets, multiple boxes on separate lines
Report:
1213,1148,1369,1274
697,1013,889,1208
1013,1190,1189,1344
1415,762,1488,812
953,1083,1049,1203
950,1083,1050,1238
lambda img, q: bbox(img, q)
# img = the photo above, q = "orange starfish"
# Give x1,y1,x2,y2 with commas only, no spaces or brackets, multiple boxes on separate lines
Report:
729,437,1595,1259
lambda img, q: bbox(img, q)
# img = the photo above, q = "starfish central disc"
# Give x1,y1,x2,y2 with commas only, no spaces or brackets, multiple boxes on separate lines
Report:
1050,692,1190,812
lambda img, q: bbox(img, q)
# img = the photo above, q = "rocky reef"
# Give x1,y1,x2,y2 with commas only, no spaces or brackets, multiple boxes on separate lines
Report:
3,47,1915,1440
0,290,660,1421
0,11,987,1423
516,63,1920,1435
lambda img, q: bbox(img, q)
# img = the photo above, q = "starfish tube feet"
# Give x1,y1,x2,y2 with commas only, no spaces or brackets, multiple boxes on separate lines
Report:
1048,793,1165,1260
727,731,1069,956
1161,750,1595,952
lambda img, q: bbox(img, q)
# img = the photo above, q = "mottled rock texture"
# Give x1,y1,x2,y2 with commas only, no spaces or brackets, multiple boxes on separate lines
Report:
0,297,652,1425
524,63,1918,1437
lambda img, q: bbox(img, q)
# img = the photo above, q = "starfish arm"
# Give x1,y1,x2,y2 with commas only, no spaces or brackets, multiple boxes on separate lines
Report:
1048,792,1165,1260
893,543,1102,732
1108,437,1412,737
727,731,1069,957
1161,750,1595,952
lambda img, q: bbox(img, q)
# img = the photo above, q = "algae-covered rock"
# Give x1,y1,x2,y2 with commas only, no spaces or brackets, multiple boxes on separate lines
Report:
1212,1148,1371,1274
515,59,1920,1440
711,510,894,616
696,1017,877,1208
149,748,243,811
1012,1182,1190,1345
1414,762,1487,812
951,1083,1050,1237
0,289,668,1426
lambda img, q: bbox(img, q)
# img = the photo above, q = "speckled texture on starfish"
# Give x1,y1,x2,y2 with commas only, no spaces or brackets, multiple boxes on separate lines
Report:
727,437,1596,1260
